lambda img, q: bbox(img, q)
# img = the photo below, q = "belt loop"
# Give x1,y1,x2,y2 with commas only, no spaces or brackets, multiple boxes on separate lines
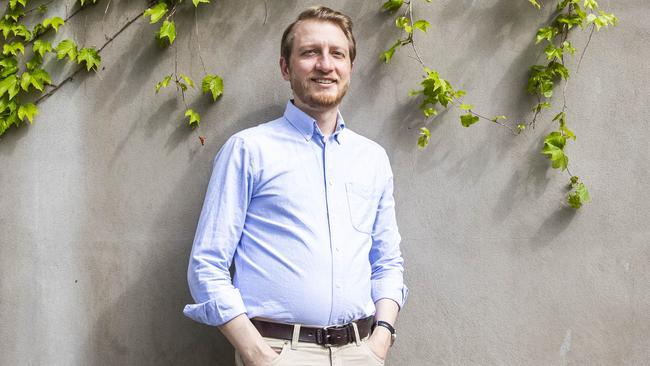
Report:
351,321,361,346
291,324,301,350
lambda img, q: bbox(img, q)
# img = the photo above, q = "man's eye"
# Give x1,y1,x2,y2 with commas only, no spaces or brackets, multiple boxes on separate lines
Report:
333,51,345,58
303,50,317,55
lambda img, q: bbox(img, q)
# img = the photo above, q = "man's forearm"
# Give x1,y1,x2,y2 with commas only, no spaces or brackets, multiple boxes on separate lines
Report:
218,314,274,363
374,298,399,326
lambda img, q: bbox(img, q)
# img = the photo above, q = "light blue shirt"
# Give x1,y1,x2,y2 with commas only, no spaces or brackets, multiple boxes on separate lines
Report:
183,100,408,327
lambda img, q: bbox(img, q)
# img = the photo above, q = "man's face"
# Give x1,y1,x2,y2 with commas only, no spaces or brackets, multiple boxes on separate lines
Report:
280,20,353,111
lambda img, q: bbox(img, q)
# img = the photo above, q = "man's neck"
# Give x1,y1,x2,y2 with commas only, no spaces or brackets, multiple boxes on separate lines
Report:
292,99,339,139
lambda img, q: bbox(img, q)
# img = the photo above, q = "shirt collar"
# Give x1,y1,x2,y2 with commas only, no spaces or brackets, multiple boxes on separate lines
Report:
284,100,346,144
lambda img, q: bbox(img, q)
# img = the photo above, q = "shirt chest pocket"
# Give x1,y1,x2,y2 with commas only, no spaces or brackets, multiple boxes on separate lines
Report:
345,182,380,234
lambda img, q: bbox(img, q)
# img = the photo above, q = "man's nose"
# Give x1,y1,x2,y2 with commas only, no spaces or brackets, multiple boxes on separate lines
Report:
316,54,334,72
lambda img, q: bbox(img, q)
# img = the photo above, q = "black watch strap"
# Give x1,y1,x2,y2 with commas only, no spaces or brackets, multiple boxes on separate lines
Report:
372,320,397,346
373,320,395,335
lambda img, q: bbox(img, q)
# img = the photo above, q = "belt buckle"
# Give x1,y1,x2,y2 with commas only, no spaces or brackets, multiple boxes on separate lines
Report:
318,323,351,347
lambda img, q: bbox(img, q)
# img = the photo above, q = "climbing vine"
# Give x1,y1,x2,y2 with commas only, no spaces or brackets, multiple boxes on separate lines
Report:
0,0,619,210
0,0,224,145
144,0,224,138
0,0,100,136
380,0,617,209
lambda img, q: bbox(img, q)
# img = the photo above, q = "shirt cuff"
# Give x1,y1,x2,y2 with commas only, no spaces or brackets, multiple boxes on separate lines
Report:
371,279,409,310
183,295,247,326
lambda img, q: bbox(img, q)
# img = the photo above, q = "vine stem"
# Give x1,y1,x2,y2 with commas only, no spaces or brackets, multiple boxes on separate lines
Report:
576,24,595,74
398,0,516,134
34,11,144,105
406,1,426,68
23,0,55,16
263,0,269,25
194,7,207,74
451,100,519,135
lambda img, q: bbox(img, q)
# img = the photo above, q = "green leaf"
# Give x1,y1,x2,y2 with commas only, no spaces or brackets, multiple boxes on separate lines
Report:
417,127,430,149
0,75,19,100
21,69,51,92
548,61,569,80
17,103,37,123
20,72,37,91
568,178,590,209
31,68,51,86
157,20,176,45
585,13,597,24
155,74,173,93
380,40,400,63
528,0,541,9
592,11,618,30
460,113,479,127
144,2,168,24
202,74,224,102
536,26,559,44
11,24,31,40
0,57,18,78
26,55,42,71
5,7,24,22
179,73,195,89
583,0,598,10
553,111,576,141
563,41,576,55
556,13,583,29
542,131,568,170
33,40,52,58
544,44,563,60
193,0,210,7
77,48,101,71
0,20,12,39
42,17,65,32
185,109,200,128
459,103,473,111
3,42,24,56
422,107,437,118
557,0,573,11
9,0,27,10
412,20,430,33
79,0,99,6
381,0,404,12
56,39,78,61
395,17,412,34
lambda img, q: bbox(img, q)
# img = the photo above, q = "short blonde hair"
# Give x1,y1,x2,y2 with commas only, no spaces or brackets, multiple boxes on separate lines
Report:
281,6,356,63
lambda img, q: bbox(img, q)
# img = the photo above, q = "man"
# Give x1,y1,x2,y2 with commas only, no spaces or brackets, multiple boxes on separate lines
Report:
184,6,408,366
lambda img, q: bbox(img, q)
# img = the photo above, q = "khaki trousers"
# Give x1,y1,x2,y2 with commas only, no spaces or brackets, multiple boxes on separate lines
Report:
234,336,385,366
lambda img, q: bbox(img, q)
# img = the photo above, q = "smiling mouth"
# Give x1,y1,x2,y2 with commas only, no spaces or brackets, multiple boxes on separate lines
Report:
312,78,337,85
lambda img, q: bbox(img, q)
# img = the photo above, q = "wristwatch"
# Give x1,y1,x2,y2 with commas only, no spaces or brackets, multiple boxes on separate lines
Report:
372,320,397,346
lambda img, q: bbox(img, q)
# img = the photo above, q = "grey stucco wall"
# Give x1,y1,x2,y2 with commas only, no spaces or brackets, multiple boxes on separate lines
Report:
1,0,648,365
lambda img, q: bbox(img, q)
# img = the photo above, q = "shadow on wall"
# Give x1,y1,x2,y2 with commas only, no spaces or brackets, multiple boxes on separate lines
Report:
77,0,302,363
78,107,289,365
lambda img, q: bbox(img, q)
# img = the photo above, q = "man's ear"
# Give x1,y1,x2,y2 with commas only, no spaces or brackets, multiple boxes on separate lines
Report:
280,57,290,81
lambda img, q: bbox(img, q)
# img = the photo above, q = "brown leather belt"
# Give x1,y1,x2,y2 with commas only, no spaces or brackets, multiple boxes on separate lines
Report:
251,316,374,346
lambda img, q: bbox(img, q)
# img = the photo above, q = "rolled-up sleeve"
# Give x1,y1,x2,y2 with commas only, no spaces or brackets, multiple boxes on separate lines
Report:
183,136,255,326
369,153,409,310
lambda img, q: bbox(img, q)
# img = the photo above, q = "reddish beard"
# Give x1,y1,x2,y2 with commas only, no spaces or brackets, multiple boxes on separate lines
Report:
290,73,350,109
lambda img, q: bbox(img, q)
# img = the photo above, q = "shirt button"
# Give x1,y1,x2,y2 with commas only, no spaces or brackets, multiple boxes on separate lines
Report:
336,284,341,289
328,179,334,186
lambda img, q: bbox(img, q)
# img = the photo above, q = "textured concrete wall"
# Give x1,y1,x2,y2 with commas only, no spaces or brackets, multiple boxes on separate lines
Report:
1,0,648,365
